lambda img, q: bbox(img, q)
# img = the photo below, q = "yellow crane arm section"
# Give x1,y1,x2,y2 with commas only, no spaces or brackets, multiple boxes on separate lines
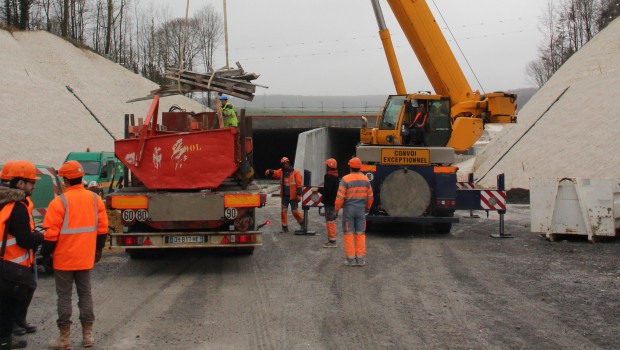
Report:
385,0,474,105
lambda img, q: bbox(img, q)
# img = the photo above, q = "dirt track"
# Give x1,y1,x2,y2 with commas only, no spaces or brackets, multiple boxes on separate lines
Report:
24,199,620,349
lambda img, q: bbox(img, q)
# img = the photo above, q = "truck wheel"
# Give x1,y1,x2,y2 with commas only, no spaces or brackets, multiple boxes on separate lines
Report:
236,247,255,255
433,222,452,234
126,249,146,259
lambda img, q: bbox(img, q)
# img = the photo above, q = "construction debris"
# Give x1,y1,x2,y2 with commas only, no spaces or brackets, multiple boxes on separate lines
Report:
129,62,265,103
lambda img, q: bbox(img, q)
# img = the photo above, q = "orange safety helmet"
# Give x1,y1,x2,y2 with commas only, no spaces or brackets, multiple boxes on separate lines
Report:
348,157,362,169
7,160,40,181
58,160,85,179
280,157,290,164
325,158,337,169
1,161,16,181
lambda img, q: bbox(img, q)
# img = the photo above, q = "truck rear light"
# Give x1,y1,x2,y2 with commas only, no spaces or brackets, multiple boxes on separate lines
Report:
109,195,148,209
118,236,138,245
436,199,456,208
434,166,457,173
220,235,255,244
361,164,376,172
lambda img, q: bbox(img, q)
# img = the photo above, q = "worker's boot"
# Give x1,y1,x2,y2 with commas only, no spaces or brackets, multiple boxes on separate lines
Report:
322,240,337,248
82,323,94,348
48,325,71,350
15,322,37,334
280,226,288,233
12,324,26,336
0,337,10,350
11,337,28,349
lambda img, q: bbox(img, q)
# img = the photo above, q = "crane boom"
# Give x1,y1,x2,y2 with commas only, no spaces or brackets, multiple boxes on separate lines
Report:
385,0,474,105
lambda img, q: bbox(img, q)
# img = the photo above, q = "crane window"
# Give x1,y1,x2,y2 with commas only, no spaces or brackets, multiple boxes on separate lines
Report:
379,96,406,130
425,99,452,147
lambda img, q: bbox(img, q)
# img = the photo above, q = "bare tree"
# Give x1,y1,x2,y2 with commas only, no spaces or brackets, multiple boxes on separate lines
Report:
527,0,618,87
194,4,223,72
104,0,112,54
599,0,620,28
60,0,67,36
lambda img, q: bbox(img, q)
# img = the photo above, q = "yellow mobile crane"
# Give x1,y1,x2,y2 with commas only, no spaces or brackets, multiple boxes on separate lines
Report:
361,0,516,150
357,0,515,233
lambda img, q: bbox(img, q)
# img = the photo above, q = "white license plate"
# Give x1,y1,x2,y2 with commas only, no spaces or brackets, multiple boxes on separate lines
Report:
169,236,205,244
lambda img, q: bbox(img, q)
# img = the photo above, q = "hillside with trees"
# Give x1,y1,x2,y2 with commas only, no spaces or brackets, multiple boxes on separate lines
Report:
527,0,620,87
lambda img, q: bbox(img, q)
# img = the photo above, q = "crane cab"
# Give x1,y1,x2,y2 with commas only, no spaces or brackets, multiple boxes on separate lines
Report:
361,94,452,147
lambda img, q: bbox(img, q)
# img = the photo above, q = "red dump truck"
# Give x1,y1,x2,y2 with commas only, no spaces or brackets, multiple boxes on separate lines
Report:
106,96,267,257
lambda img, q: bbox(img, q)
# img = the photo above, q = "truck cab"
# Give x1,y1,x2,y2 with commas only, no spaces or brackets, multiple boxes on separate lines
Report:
64,151,124,195
362,94,452,147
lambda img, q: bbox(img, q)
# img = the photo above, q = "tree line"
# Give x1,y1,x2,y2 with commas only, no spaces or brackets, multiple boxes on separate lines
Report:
527,0,620,87
1,0,224,85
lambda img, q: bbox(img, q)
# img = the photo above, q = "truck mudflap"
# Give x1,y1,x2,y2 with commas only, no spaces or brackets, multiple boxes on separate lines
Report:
110,230,262,249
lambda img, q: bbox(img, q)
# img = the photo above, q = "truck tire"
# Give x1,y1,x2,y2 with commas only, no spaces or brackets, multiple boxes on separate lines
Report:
432,222,452,234
126,249,147,259
380,169,431,217
237,247,255,255
433,211,454,234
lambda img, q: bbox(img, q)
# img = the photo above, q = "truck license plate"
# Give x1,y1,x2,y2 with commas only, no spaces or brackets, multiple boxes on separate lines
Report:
169,236,205,244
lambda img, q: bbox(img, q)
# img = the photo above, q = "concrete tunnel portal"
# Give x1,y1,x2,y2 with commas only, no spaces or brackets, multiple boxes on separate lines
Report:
248,115,376,183
253,128,360,181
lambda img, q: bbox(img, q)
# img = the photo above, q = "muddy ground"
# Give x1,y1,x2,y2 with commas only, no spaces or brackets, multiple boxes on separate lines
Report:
22,198,620,349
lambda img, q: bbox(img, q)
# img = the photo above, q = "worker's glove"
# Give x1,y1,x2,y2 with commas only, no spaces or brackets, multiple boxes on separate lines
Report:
95,249,103,263
265,169,273,177
295,195,302,202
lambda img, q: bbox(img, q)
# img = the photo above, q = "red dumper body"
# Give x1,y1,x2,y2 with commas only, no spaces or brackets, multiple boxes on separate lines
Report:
107,96,266,257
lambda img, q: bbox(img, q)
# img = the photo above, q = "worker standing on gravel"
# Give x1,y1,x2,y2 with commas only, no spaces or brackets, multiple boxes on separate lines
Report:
2,162,40,338
42,161,108,349
265,157,304,233
219,95,238,128
318,158,340,248
335,158,373,266
0,161,44,350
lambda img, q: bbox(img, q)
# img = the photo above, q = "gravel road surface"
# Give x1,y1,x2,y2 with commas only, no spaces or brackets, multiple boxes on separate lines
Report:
22,199,620,349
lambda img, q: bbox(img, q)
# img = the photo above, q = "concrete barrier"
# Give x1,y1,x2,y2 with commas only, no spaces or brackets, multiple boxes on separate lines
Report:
294,128,329,186
530,178,620,242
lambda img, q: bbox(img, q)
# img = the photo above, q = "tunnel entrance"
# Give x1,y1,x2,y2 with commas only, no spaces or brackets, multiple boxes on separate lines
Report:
252,128,361,178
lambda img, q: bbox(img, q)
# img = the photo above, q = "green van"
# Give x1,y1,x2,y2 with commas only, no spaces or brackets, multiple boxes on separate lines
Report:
64,151,124,195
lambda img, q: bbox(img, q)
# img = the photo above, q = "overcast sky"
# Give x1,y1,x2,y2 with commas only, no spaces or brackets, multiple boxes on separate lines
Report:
151,0,545,96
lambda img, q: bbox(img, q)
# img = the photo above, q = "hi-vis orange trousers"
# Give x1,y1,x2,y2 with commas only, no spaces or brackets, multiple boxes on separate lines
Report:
342,209,366,259
281,197,303,228
324,205,337,242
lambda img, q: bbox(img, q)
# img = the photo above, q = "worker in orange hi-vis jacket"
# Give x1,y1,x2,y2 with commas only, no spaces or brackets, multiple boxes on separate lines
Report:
41,160,108,350
335,157,373,267
265,157,304,233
